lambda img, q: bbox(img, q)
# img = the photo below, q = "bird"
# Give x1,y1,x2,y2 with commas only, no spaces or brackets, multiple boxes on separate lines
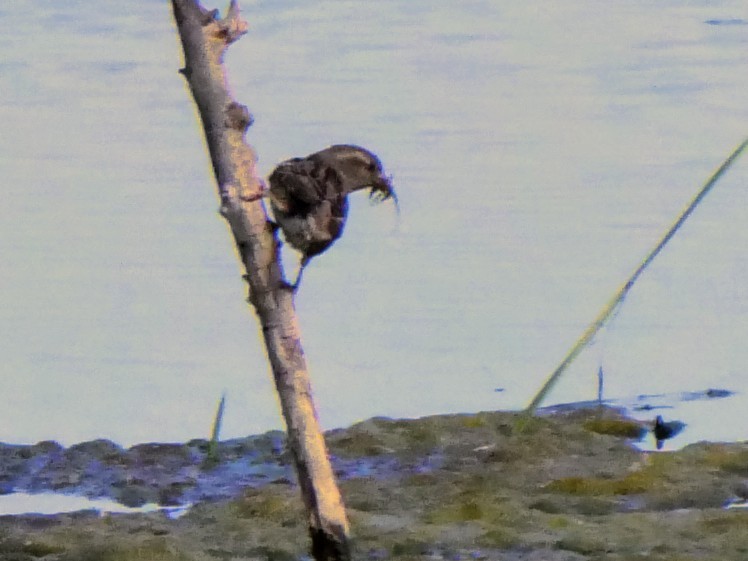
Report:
267,144,397,289
653,415,686,450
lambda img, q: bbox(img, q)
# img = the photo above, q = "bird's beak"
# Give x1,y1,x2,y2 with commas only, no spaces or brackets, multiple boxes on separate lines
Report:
368,176,400,220
368,174,395,202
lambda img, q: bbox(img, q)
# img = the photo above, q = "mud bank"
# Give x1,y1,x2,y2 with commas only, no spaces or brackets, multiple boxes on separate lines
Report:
0,428,437,509
2,406,748,561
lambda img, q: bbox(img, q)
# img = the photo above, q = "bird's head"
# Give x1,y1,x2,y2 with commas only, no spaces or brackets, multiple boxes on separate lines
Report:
316,144,398,211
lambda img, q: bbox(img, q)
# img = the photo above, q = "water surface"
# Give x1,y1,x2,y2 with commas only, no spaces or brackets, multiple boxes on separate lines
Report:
1,1,747,446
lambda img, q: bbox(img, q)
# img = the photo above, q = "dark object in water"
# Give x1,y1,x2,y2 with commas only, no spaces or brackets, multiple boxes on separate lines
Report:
653,415,686,450
705,388,733,399
704,18,747,26
682,388,734,401
268,145,397,290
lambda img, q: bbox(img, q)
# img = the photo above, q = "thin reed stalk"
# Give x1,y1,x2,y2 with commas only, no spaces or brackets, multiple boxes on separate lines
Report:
523,138,748,416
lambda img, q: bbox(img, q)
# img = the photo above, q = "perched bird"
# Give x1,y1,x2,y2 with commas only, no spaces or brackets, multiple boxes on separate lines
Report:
268,144,397,289
653,415,686,450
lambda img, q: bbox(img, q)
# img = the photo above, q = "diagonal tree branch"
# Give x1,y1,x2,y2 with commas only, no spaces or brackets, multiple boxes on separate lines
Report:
170,1,351,559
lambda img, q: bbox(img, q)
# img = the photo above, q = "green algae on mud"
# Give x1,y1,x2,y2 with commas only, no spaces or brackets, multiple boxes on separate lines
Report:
2,406,748,561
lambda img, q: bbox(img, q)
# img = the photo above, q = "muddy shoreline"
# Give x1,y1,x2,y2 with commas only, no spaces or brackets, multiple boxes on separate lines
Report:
2,406,748,561
0,429,440,510
1,389,731,509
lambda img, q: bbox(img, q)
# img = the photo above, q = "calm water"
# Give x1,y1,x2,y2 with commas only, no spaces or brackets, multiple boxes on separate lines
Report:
1,1,747,447
0,492,189,518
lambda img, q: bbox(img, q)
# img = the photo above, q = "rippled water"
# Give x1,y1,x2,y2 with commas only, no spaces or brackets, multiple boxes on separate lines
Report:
1,1,747,447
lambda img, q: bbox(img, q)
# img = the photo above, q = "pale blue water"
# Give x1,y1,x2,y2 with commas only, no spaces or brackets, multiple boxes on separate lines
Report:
0,492,189,517
1,1,747,447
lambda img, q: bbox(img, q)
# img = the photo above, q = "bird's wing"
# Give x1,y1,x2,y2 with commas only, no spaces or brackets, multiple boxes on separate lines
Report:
269,160,326,209
308,153,354,197
301,197,349,257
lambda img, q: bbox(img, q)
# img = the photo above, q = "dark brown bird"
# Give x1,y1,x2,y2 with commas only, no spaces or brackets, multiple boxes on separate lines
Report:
268,145,397,289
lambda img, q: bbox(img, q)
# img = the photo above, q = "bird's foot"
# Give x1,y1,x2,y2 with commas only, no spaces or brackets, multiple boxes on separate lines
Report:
279,260,308,293
240,179,269,202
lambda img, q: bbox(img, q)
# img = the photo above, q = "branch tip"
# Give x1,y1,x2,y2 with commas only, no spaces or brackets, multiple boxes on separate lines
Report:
227,0,240,19
216,0,248,44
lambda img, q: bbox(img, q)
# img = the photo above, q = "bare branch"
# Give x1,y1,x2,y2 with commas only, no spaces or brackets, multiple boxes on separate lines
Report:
170,1,351,558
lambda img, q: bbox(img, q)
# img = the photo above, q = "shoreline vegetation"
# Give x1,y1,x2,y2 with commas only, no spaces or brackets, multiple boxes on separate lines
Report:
2,405,748,560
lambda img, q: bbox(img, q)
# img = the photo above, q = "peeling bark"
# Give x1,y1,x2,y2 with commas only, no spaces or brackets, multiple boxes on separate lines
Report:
170,1,350,559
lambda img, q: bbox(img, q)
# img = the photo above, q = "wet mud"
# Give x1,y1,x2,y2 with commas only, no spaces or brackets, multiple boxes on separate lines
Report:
2,405,748,560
